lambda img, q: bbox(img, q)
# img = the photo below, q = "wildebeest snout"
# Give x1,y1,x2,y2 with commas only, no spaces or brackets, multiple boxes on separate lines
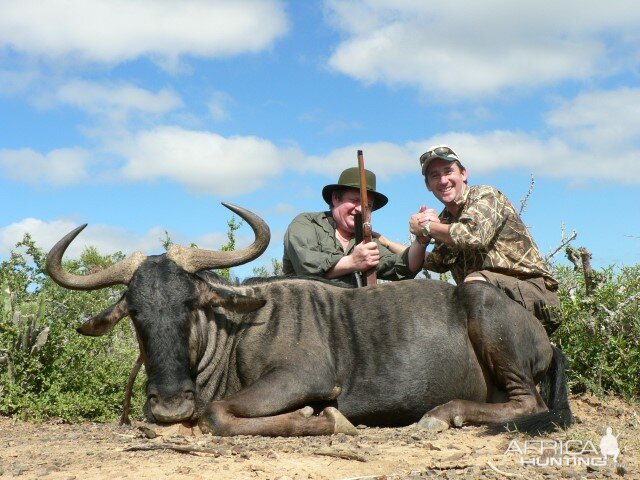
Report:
145,381,196,424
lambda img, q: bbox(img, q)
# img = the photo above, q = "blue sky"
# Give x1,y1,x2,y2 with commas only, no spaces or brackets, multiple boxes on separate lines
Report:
1,0,639,280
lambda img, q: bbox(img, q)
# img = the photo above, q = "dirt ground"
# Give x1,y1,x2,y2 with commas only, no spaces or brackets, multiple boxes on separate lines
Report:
0,394,637,480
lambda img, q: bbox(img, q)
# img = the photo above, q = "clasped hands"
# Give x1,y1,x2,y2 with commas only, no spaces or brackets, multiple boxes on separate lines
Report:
409,205,440,238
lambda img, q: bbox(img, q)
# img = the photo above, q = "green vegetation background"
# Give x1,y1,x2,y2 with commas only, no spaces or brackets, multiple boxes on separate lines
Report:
0,230,638,422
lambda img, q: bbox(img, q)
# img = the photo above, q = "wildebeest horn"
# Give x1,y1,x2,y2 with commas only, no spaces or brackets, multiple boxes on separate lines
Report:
166,202,271,273
46,224,147,290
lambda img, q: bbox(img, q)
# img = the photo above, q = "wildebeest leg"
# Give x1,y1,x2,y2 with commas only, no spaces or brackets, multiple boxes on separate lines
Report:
120,353,143,426
198,369,356,437
419,283,552,430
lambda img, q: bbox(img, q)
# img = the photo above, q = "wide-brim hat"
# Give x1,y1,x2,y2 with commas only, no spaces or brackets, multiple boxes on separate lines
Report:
419,144,461,175
321,167,388,211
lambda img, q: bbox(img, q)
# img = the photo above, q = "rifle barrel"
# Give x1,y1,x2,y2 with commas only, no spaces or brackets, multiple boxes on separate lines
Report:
356,150,377,286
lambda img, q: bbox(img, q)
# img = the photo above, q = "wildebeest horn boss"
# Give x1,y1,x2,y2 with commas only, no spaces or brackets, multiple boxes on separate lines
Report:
46,203,572,436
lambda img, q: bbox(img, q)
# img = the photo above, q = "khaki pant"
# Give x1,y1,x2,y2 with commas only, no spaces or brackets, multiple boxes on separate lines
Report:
468,270,561,335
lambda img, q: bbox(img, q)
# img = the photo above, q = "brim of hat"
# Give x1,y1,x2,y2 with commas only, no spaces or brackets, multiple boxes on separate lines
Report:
421,155,457,174
322,185,388,211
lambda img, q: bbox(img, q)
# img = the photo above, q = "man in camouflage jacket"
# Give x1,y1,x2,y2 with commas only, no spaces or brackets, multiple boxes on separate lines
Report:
283,167,424,286
409,145,560,334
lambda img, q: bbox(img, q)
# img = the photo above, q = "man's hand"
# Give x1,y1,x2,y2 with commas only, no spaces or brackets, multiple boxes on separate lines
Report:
409,205,439,236
350,241,380,271
324,240,380,279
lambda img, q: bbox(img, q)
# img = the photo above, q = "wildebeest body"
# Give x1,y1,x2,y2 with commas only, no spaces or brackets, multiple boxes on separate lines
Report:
46,203,571,436
187,274,488,427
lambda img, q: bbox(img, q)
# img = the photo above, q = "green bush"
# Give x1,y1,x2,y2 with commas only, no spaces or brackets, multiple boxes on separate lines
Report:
0,235,145,422
553,263,640,399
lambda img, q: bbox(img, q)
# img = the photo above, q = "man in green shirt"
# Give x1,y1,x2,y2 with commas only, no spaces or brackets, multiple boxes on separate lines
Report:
283,167,424,286
408,145,561,334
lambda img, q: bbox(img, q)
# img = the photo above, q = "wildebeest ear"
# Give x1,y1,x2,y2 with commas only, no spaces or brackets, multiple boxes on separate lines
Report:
199,284,266,313
77,295,129,336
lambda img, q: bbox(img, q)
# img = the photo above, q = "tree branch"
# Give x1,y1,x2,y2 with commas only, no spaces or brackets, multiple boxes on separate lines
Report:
518,174,535,217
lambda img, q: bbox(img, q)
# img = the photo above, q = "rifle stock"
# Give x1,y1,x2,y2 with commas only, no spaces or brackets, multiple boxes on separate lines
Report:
357,150,377,286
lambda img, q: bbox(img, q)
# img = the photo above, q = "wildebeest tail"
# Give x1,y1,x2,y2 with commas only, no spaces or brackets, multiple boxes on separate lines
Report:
497,345,573,434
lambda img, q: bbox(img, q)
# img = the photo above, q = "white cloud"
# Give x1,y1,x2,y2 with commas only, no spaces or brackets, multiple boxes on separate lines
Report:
299,86,640,185
0,147,91,186
405,129,640,185
325,0,640,99
0,218,232,259
0,218,146,258
296,135,551,182
546,87,640,147
0,0,288,65
301,142,418,180
3,86,639,192
37,80,184,121
115,126,303,195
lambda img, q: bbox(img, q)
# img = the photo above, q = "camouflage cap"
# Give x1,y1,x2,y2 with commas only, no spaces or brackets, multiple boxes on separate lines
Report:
420,145,461,175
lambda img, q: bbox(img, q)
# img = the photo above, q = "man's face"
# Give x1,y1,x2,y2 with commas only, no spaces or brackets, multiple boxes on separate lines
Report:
424,158,468,207
331,189,373,235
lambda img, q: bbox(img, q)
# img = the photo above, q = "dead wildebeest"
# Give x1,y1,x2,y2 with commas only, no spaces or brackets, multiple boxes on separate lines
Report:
46,203,572,436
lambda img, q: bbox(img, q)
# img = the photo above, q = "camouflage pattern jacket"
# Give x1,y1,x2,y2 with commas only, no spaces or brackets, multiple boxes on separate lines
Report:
283,211,417,286
425,185,558,290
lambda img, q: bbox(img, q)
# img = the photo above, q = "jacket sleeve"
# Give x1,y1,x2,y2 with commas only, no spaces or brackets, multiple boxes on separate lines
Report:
283,215,343,276
422,243,453,274
376,243,419,281
449,188,504,249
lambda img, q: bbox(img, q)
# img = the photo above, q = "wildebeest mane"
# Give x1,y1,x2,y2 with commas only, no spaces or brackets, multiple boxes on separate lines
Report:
240,274,355,288
195,271,354,289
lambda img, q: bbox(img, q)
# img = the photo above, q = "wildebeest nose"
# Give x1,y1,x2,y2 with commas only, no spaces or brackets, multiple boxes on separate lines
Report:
146,385,196,423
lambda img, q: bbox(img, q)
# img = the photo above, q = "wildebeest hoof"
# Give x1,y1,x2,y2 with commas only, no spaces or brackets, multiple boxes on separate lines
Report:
298,406,314,418
322,407,357,435
417,415,450,432
453,415,464,427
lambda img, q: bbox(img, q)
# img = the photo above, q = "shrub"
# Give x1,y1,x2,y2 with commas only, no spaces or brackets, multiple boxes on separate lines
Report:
0,235,145,422
553,263,640,399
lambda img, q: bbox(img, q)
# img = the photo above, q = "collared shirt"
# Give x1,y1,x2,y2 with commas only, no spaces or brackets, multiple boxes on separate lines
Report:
425,185,558,290
283,211,417,286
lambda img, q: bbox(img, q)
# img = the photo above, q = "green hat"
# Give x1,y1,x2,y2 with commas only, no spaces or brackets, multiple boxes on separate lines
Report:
322,167,388,211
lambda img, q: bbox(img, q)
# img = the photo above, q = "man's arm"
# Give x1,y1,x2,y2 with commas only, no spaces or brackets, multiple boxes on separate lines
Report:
373,238,425,281
447,188,503,249
373,233,407,254
409,205,455,246
406,207,454,275
284,214,382,279
409,190,503,249
283,216,343,276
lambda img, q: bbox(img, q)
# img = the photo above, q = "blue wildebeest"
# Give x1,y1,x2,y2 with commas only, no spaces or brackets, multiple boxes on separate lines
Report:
46,203,572,436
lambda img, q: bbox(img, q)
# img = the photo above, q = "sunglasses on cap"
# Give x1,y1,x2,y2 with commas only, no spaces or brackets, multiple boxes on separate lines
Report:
419,146,459,169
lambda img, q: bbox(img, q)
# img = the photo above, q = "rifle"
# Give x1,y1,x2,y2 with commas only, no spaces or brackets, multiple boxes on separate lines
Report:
357,150,377,286
353,212,364,287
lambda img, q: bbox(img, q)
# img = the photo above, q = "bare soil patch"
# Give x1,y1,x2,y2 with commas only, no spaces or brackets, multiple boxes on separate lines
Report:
1,394,637,480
